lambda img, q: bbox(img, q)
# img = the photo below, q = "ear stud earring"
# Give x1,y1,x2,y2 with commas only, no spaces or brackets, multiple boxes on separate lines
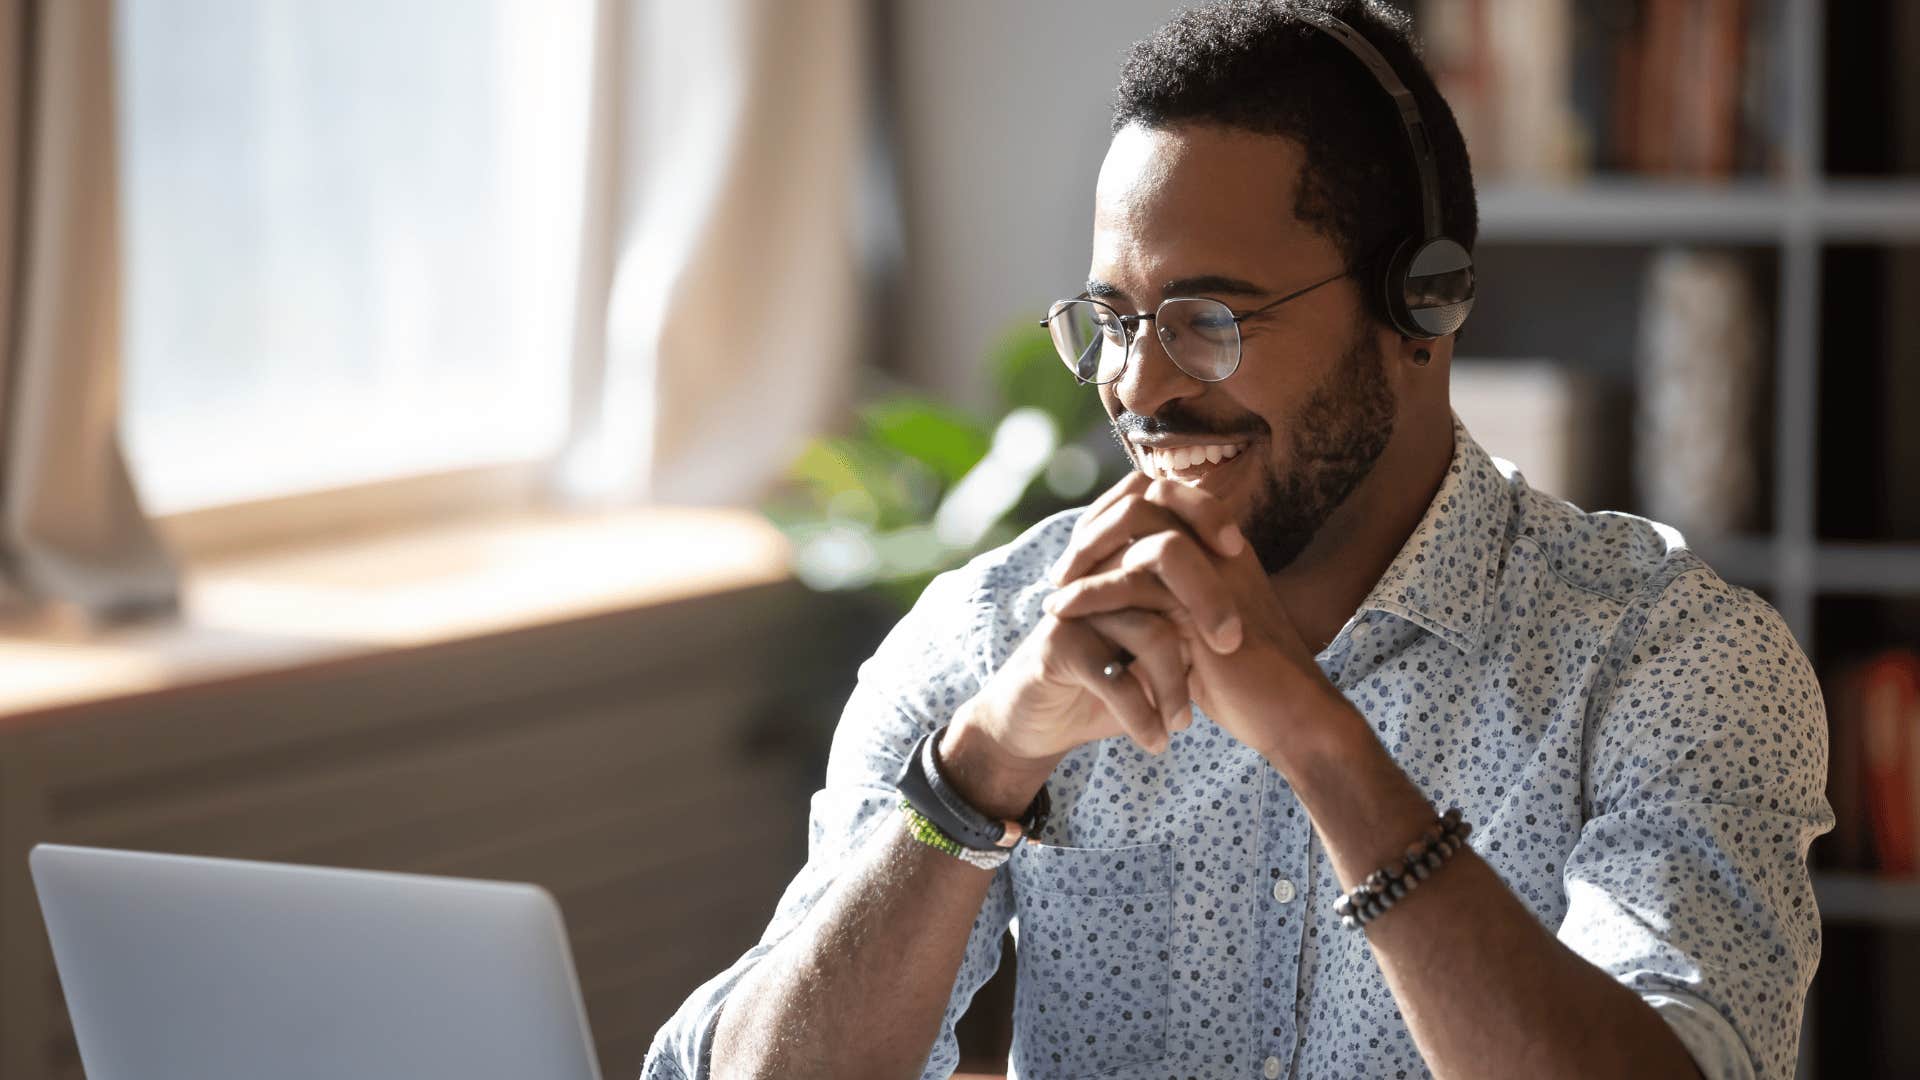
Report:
1412,348,1432,366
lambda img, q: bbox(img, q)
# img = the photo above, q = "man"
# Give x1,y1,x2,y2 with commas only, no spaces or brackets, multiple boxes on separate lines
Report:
643,2,1832,1077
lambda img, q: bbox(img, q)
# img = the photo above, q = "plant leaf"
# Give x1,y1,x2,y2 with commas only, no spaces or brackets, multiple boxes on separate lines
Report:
991,319,1109,440
859,397,991,485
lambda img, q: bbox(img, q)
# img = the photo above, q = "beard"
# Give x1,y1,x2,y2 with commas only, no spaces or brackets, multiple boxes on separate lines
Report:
1240,324,1397,575
1110,317,1397,575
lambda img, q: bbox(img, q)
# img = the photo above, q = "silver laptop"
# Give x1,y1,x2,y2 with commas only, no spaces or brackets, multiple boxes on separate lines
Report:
30,844,603,1080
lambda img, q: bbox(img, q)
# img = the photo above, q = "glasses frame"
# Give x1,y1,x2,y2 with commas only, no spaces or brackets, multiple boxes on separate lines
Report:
1038,264,1356,385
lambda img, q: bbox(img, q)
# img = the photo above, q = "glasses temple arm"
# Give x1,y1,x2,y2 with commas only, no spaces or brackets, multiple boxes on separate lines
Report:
1240,264,1358,320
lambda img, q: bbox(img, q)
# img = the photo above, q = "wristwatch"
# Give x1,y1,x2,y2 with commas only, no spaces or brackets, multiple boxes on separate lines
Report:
895,723,1050,851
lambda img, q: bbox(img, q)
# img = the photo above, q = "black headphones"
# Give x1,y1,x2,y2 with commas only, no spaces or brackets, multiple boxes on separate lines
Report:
1296,9,1475,341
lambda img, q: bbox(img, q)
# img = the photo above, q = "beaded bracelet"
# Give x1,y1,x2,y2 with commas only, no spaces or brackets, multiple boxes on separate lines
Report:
1333,807,1472,931
900,798,1011,871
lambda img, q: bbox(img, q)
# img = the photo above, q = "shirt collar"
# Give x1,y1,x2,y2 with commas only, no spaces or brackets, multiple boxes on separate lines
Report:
1353,410,1512,654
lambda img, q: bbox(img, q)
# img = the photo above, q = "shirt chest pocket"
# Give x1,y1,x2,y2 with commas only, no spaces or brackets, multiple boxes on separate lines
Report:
1009,841,1173,1079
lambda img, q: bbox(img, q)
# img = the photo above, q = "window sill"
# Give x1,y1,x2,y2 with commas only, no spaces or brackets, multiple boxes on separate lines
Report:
0,505,793,725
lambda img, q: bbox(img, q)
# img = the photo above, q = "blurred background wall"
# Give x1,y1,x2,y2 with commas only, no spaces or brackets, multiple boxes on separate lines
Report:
0,2,1916,1079
880,2,1175,409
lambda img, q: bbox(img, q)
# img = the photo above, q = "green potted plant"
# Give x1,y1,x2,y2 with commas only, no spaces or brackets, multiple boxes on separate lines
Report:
759,319,1127,614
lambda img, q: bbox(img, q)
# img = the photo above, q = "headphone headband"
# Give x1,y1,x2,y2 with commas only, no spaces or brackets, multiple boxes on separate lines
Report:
1292,9,1443,242
1292,8,1472,340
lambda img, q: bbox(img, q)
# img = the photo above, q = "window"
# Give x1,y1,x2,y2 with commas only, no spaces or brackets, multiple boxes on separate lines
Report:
116,0,595,515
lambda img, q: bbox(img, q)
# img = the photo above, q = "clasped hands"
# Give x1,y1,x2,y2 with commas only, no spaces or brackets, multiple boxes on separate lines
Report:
1037,472,1337,763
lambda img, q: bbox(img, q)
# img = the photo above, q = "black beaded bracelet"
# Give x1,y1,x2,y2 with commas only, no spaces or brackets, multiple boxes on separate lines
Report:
1333,807,1472,931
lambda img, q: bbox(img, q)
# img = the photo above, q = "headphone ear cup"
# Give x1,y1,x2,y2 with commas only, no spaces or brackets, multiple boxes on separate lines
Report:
1378,235,1425,339
1387,236,1475,340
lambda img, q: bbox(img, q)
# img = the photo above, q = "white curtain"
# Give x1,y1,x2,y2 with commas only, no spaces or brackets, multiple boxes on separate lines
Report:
0,0,177,619
554,0,867,508
0,0,864,622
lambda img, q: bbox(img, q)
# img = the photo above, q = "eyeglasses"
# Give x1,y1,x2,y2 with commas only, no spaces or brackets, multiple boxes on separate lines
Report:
1038,265,1353,385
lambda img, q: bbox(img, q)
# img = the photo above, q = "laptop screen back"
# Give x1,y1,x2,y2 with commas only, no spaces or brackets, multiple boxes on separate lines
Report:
30,844,602,1080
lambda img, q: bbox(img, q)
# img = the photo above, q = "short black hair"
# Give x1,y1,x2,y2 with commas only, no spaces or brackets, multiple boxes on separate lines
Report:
1112,0,1477,325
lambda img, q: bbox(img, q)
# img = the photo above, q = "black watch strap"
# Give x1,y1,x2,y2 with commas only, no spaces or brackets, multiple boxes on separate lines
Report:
895,723,1049,851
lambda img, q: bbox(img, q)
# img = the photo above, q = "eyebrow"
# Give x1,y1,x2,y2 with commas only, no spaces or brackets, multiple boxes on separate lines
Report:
1084,274,1272,304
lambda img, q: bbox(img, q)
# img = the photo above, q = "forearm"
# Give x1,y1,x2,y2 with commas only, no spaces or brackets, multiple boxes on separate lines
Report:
1272,684,1704,1080
712,706,1051,1080
710,814,995,1080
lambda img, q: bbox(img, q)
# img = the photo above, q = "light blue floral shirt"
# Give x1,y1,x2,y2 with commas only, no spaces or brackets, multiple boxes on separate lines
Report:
644,411,1834,1080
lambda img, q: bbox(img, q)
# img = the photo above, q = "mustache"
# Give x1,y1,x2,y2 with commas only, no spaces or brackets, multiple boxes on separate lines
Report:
1113,413,1265,442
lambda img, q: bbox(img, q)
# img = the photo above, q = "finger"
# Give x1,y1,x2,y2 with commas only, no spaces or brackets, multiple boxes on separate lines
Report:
1158,611,1202,732
1081,469,1151,524
1137,477,1247,559
1081,608,1192,751
1043,611,1166,753
1123,531,1242,653
1046,562,1179,621
1050,484,1219,587
1045,531,1243,653
1049,473,1150,585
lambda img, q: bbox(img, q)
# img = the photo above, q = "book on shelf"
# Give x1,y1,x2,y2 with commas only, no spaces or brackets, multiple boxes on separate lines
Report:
1826,648,1920,877
1450,359,1613,512
1417,0,1784,181
1632,248,1765,541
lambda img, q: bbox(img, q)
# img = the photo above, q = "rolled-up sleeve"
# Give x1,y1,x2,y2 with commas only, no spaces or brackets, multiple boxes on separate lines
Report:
641,556,1019,1080
1557,564,1835,1080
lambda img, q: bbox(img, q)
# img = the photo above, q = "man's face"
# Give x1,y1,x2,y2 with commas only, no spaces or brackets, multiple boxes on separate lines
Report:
1090,122,1397,575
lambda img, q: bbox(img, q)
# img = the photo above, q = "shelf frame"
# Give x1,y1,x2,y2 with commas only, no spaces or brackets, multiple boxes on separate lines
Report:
1477,180,1920,244
1812,872,1920,927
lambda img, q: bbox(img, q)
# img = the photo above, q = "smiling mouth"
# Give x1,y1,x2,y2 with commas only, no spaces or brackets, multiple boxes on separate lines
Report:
1138,442,1251,484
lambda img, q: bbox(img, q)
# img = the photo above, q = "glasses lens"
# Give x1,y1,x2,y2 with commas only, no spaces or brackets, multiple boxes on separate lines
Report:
1155,299,1240,381
1046,299,1128,383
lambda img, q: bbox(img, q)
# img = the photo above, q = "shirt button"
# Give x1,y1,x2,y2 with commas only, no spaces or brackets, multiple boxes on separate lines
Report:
1271,877,1297,903
1263,1055,1283,1079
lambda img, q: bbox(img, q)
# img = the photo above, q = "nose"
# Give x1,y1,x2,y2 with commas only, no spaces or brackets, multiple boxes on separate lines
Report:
1108,317,1204,421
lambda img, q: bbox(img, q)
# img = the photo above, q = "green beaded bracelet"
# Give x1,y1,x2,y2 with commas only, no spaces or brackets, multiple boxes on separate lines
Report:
900,798,1011,870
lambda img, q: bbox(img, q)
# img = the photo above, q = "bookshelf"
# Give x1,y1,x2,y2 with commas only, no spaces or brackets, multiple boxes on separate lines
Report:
1814,873,1920,928
1453,1,1919,1075
1462,12,1920,613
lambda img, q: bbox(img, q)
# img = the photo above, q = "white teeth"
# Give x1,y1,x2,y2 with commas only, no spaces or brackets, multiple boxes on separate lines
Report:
1142,443,1244,478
